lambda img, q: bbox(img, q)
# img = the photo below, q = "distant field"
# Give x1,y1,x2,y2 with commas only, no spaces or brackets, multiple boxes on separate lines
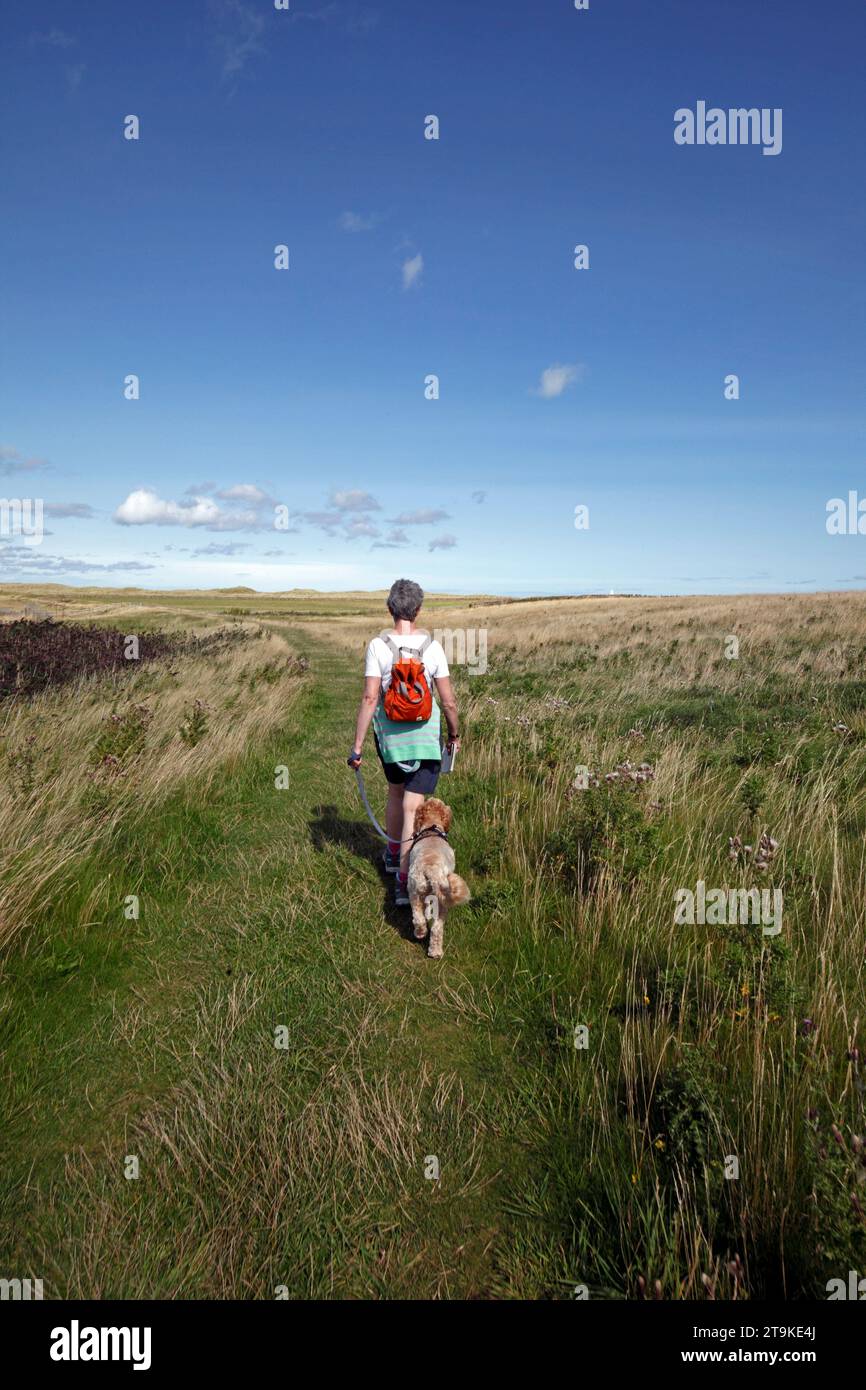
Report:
0,582,500,621
1,585,864,1299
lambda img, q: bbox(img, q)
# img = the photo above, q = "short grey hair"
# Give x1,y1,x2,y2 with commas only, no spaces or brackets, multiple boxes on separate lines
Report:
387,578,424,622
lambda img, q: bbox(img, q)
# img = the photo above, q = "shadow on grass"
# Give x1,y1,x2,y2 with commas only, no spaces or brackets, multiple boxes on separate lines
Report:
380,888,422,946
309,800,380,860
308,801,422,946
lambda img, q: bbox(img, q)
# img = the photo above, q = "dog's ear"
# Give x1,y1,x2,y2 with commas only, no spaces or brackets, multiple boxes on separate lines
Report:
440,802,453,833
414,801,432,832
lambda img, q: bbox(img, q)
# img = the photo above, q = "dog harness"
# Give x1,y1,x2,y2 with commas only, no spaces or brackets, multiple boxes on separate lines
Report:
411,826,449,847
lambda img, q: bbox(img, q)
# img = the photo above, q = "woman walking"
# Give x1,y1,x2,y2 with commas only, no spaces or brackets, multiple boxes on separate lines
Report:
349,579,460,906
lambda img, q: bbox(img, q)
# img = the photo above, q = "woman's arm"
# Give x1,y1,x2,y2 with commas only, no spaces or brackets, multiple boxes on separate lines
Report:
349,675,381,767
433,675,460,750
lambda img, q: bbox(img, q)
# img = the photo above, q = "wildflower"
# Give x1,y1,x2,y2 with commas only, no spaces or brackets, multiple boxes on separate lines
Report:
729,829,778,870
754,831,778,871
603,759,654,785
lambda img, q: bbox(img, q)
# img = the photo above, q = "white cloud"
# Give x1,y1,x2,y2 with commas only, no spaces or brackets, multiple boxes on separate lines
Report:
113,487,270,532
402,253,423,289
192,541,250,556
0,445,51,476
343,517,380,540
535,363,584,399
114,489,222,527
28,28,77,48
428,534,457,552
0,545,154,576
209,0,266,78
291,4,380,35
44,502,95,518
330,489,381,512
217,483,272,504
371,527,410,550
339,211,376,232
302,510,343,534
388,508,449,526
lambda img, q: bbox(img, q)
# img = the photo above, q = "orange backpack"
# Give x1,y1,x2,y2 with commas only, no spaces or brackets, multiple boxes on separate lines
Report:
380,632,433,722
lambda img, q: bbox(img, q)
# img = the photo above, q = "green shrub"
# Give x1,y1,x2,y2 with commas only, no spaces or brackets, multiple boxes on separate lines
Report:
179,700,208,747
545,782,661,889
92,703,153,765
740,772,765,817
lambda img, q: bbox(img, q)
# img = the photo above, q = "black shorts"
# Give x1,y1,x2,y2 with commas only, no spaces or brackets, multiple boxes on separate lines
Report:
374,736,441,795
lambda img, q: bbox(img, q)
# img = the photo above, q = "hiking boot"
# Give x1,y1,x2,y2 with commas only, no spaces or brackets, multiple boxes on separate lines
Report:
394,876,410,907
382,847,400,875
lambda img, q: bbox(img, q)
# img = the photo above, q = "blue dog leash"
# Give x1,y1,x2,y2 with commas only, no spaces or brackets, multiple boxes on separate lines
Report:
348,760,391,842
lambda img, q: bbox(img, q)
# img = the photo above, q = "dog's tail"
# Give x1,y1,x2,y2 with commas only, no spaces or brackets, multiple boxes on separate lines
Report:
443,872,471,906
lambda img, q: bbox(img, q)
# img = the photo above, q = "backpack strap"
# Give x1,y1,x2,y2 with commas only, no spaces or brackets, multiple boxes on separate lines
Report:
379,632,401,662
379,631,431,663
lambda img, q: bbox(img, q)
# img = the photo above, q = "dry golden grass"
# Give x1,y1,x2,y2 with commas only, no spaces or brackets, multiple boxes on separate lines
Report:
0,619,304,949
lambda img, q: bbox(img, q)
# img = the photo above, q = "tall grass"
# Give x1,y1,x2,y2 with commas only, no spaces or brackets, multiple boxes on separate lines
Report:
0,616,305,950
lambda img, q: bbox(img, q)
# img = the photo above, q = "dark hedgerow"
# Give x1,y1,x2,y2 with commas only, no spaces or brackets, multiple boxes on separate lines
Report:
0,619,252,702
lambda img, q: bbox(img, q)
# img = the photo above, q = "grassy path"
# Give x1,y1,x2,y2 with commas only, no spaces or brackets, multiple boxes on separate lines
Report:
1,626,556,1299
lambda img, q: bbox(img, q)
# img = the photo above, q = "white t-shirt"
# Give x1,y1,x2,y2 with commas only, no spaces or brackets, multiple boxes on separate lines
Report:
365,631,449,695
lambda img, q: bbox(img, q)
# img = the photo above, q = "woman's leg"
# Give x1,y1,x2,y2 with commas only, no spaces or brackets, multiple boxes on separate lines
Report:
386,783,404,851
400,790,425,878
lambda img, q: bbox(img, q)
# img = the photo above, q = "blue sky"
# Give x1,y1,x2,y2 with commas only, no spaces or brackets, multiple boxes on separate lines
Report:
2,0,865,595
